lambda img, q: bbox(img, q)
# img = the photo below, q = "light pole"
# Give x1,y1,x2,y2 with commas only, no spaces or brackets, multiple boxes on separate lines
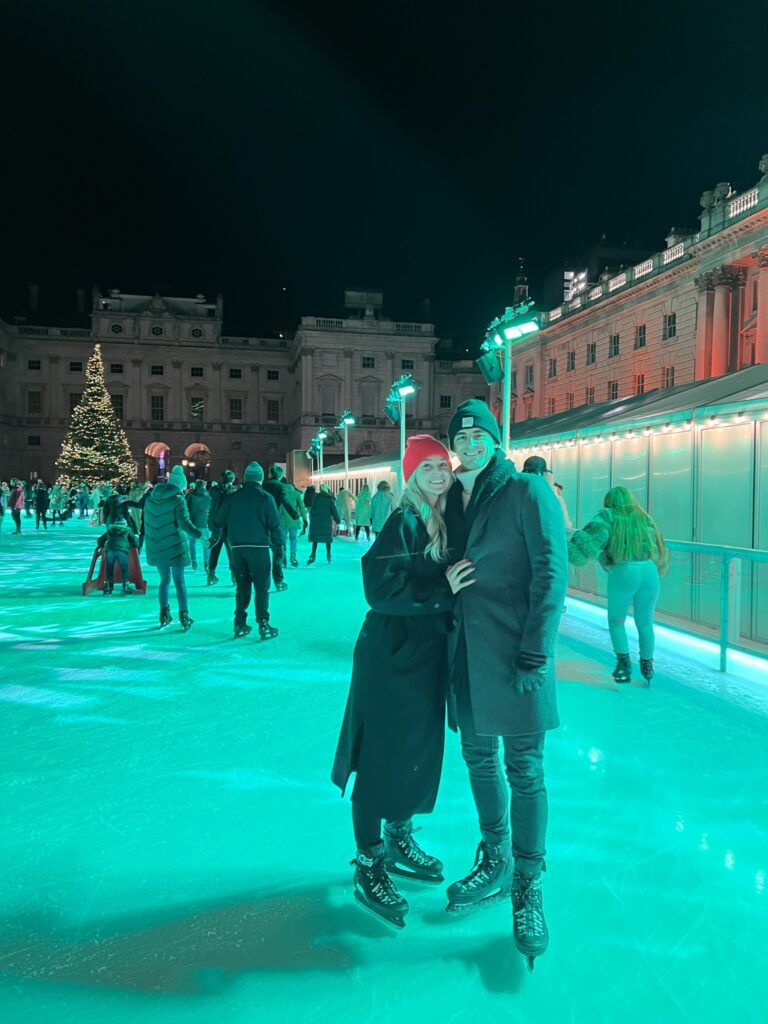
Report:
338,411,356,490
316,427,328,482
385,374,419,492
481,300,541,451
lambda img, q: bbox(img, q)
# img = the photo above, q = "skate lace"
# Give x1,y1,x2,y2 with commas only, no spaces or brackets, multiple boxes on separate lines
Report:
391,826,433,867
513,878,544,937
459,843,496,892
368,862,402,906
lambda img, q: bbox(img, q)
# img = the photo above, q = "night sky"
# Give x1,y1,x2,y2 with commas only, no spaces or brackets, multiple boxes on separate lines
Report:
3,0,767,347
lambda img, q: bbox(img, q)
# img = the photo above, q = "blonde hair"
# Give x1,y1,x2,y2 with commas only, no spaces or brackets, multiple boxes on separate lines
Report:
399,476,449,563
603,486,667,565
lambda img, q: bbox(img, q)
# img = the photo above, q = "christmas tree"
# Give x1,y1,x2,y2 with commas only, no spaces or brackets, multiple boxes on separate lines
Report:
56,344,137,488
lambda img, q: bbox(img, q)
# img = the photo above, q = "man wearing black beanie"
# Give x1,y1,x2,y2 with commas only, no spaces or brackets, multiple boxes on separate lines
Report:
443,399,568,972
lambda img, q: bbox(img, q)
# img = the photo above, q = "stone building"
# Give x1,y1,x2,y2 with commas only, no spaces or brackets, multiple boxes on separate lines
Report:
491,155,768,425
0,287,484,483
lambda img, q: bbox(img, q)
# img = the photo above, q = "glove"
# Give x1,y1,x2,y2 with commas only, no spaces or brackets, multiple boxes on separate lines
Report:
513,665,548,696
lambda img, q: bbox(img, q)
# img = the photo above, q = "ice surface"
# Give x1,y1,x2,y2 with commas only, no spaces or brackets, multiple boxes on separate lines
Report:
1,516,767,1024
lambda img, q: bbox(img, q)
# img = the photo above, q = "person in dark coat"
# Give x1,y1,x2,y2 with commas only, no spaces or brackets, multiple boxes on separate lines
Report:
262,467,288,585
207,470,237,585
443,399,568,968
332,435,472,929
143,464,202,630
34,483,50,530
185,480,212,572
306,485,340,564
210,461,284,639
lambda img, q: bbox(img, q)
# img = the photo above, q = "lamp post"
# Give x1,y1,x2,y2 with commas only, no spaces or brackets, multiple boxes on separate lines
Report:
385,374,420,492
481,300,541,451
338,411,356,490
316,427,328,482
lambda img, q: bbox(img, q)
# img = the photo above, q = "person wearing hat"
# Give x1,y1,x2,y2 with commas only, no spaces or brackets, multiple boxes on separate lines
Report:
142,464,202,630
522,456,573,532
442,399,568,971
209,461,284,640
332,435,474,929
370,479,395,536
207,469,238,585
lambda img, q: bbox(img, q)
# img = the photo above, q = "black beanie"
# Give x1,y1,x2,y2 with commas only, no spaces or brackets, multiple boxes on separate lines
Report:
448,399,501,448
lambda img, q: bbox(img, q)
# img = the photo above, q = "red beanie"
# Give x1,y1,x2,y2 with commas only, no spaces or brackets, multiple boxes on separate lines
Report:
402,434,452,482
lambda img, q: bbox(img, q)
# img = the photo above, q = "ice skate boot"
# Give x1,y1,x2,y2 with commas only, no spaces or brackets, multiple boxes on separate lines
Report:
103,581,114,595
353,845,409,929
612,653,631,683
274,581,288,592
159,606,172,628
512,871,548,972
446,840,513,913
639,658,654,686
306,555,316,565
206,572,219,586
258,621,279,641
179,610,194,632
234,623,252,639
290,555,299,568
384,820,444,882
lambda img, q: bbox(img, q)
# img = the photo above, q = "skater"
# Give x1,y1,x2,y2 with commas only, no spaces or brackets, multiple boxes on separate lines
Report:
209,461,283,639
95,519,139,594
142,464,202,631
306,485,340,564
370,480,395,537
34,482,50,530
0,481,7,533
8,481,24,534
332,435,468,929
444,400,568,970
263,467,288,587
278,472,307,568
354,484,372,540
522,456,572,532
185,480,211,572
335,487,355,537
207,470,237,585
568,485,668,685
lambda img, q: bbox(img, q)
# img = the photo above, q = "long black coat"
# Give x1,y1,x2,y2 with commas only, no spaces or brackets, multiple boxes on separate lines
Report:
445,453,568,737
332,507,453,820
308,491,340,544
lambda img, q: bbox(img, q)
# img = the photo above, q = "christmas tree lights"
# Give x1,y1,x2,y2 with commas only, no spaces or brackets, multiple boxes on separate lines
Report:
56,344,137,487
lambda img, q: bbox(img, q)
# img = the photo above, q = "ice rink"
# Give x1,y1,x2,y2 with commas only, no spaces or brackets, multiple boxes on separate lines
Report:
1,515,767,1024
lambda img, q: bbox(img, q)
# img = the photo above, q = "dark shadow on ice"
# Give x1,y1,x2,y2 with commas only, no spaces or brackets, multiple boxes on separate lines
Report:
451,935,526,994
0,883,385,996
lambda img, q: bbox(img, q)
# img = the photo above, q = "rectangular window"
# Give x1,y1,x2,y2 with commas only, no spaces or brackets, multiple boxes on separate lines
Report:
566,392,575,410
191,366,204,377
190,397,204,421
27,390,42,415
585,386,595,405
267,369,280,381
663,366,675,388
229,367,242,379
634,373,645,395
110,363,123,374
510,370,517,394
548,358,557,378
69,393,81,414
111,393,124,419
321,385,335,417
401,359,414,370
547,397,556,415
28,435,41,446
526,402,534,420
266,399,280,423
753,280,759,313
566,351,576,372
150,395,165,421
362,356,376,369
361,384,378,420
608,380,619,401
229,398,243,421
609,334,620,358
27,359,41,370
586,342,597,365
151,365,164,376
440,394,452,409
634,324,646,349
663,313,677,340
69,361,82,372
524,364,534,389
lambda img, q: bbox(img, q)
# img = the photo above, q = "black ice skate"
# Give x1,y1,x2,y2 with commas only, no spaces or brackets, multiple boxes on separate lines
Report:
206,572,219,586
159,606,172,628
274,581,288,592
612,653,631,683
446,840,513,913
639,658,654,686
258,621,279,641
103,581,114,595
384,821,444,882
179,610,194,632
512,871,548,972
353,846,409,929
234,623,253,639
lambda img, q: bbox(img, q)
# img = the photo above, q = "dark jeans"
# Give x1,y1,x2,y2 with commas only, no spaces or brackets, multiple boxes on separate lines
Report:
11,509,22,531
354,525,370,540
156,563,188,611
270,544,286,585
232,547,272,625
35,510,48,529
352,802,410,852
105,550,129,583
208,532,230,574
457,686,547,877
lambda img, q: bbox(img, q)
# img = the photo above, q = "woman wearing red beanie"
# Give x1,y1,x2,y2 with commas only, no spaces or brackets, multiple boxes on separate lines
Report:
332,435,475,928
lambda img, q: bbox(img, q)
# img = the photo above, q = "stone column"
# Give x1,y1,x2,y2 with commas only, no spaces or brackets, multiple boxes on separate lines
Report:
171,360,183,421
301,347,314,415
711,268,736,378
730,268,747,371
753,245,768,365
421,353,434,424
131,358,144,420
211,362,222,423
694,273,716,379
250,364,261,424
343,348,353,411
47,355,61,419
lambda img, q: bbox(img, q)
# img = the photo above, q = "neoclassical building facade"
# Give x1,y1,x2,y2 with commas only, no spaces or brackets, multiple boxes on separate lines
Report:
0,288,485,484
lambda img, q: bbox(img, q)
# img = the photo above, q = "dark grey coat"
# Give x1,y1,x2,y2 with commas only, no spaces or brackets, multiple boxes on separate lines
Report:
143,483,201,567
332,507,453,820
308,491,340,544
446,454,568,737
